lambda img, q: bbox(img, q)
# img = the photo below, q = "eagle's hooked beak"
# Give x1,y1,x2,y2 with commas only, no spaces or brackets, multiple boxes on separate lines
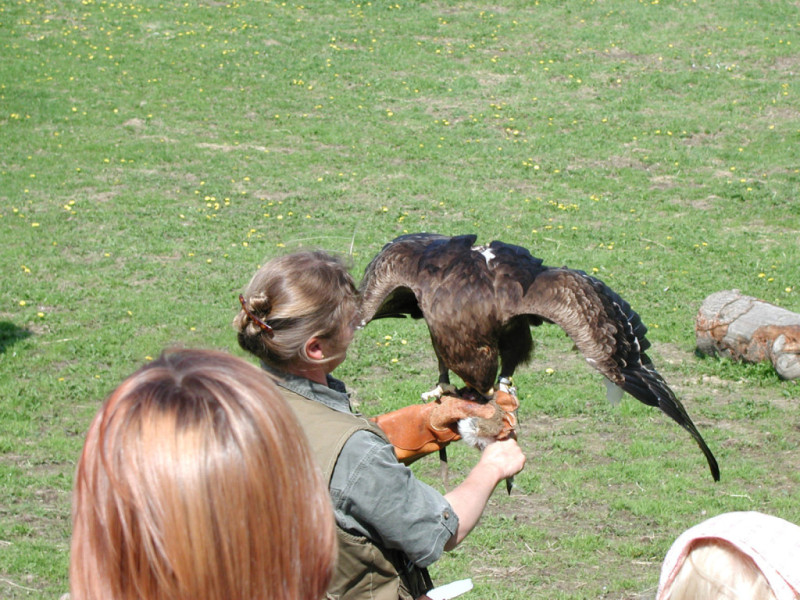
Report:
459,386,493,403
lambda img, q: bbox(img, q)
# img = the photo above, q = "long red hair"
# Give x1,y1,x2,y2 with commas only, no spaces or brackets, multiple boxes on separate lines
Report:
70,348,336,600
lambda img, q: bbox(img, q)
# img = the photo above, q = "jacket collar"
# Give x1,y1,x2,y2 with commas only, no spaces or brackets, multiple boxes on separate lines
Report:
261,362,352,414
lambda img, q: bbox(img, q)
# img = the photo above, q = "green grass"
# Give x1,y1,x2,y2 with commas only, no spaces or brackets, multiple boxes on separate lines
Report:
2,0,799,597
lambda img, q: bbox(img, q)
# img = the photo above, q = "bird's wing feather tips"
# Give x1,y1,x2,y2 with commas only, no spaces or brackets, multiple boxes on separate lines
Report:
605,378,624,405
621,364,721,482
516,267,720,482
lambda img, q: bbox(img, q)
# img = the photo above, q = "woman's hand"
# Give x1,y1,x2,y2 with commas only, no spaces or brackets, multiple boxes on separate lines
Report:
476,438,526,483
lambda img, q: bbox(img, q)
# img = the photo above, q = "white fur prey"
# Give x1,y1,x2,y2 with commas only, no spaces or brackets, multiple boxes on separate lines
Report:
457,418,492,450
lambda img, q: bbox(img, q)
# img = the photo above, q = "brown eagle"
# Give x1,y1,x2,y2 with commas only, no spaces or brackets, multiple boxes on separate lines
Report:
358,233,720,482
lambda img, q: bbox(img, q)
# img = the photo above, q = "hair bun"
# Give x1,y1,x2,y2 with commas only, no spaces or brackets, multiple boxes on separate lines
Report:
249,293,272,316
238,294,274,337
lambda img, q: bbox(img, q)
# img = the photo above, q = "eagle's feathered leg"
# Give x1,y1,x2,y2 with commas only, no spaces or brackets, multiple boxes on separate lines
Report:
421,350,457,488
494,320,527,493
420,352,457,400
495,316,533,393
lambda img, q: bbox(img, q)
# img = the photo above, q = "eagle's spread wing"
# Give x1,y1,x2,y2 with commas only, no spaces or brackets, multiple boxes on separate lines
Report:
496,253,719,482
358,233,459,324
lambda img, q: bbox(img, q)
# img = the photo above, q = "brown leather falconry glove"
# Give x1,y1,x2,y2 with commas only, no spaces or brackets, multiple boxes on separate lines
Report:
493,388,519,415
370,396,500,465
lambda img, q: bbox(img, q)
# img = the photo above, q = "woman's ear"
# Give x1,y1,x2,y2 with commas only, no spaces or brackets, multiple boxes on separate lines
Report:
305,337,326,360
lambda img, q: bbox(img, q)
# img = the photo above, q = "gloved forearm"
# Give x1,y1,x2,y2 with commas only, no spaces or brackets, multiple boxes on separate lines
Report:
370,396,499,465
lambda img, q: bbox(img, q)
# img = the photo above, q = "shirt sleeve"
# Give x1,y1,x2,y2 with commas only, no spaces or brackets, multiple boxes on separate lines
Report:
329,429,459,568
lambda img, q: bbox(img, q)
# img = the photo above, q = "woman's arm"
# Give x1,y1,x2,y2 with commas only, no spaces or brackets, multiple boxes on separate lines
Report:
443,439,526,550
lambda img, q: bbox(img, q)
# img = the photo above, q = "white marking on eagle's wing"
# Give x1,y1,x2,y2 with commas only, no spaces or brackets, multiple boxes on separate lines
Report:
473,245,496,265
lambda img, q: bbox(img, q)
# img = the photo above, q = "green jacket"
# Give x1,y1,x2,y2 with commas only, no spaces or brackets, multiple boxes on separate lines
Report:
281,388,432,600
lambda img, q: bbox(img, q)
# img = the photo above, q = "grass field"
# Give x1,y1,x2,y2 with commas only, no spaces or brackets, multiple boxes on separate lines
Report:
2,1,799,598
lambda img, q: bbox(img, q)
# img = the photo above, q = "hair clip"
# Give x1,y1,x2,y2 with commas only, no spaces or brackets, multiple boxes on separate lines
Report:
239,294,274,337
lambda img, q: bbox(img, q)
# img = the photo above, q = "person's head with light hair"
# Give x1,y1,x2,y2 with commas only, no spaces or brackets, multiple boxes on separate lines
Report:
234,250,359,373
658,511,800,600
69,348,336,600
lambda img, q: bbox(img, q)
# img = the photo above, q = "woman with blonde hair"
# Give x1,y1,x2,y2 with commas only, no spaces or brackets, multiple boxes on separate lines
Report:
69,348,336,600
234,250,526,600
657,511,800,600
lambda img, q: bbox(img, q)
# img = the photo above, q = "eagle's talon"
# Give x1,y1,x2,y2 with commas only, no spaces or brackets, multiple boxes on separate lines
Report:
498,377,517,397
421,383,458,401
